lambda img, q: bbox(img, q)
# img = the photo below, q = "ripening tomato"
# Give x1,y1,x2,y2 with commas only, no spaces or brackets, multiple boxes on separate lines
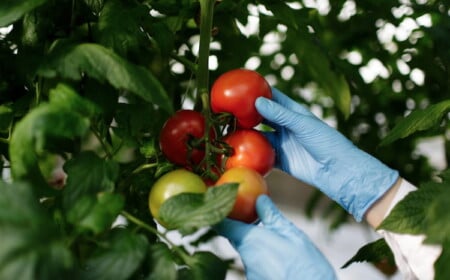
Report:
223,129,275,175
215,167,269,223
159,110,213,166
211,69,272,128
149,169,207,225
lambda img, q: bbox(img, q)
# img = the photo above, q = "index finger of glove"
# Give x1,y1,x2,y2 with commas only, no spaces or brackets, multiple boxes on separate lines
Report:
270,88,314,116
213,218,253,247
255,96,307,133
256,195,292,230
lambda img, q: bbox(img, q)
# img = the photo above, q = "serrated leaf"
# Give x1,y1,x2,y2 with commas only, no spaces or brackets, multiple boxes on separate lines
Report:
79,228,148,280
0,181,73,279
146,243,177,280
159,183,238,235
0,0,47,27
9,102,91,196
380,100,450,146
341,238,395,269
67,192,124,234
62,151,119,210
38,43,173,113
378,181,445,234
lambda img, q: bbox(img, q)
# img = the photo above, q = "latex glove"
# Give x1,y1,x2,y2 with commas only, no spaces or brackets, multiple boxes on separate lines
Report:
215,195,336,280
255,88,399,221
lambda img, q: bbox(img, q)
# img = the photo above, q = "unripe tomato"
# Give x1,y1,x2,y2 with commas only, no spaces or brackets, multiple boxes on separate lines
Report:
215,167,269,223
159,110,213,167
149,169,207,224
211,69,272,128
223,129,275,175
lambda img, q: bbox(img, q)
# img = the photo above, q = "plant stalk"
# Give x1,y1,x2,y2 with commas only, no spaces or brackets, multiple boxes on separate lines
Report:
197,0,216,175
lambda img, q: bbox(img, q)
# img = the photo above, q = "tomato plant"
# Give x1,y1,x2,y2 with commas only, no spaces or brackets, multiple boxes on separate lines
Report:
159,109,214,167
210,69,272,129
1,0,449,279
215,167,269,223
149,169,207,225
222,129,275,175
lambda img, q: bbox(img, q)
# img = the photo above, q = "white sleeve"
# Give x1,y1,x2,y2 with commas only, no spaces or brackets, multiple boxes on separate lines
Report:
377,179,442,280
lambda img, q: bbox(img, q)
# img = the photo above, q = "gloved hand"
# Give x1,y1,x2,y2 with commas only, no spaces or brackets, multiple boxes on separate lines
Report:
215,195,336,280
255,88,399,221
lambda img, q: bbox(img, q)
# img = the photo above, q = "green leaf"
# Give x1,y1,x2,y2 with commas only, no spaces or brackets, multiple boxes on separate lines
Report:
146,243,177,280
434,239,450,280
67,192,124,234
0,0,47,27
0,181,73,279
424,186,450,244
62,151,119,210
49,83,100,117
95,0,147,57
380,100,450,146
159,183,238,234
378,181,445,234
289,29,351,118
38,43,173,113
79,228,148,280
341,238,395,269
0,104,13,132
261,1,300,30
181,251,228,280
9,100,91,196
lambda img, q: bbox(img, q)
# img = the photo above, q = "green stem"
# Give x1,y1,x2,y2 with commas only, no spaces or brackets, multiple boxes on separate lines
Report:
121,211,190,261
132,163,158,174
197,0,215,103
90,127,113,158
197,0,215,172
170,53,198,73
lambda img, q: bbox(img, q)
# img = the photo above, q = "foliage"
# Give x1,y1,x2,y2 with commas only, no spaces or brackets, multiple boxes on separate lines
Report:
0,0,449,279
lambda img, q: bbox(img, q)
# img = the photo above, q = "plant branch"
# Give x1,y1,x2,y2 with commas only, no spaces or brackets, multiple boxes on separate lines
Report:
196,0,216,174
170,53,198,73
197,0,215,104
121,211,191,261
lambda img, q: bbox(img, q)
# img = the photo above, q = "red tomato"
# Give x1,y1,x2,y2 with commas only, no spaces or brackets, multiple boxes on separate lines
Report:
159,110,213,166
211,69,272,128
223,129,275,175
215,167,269,223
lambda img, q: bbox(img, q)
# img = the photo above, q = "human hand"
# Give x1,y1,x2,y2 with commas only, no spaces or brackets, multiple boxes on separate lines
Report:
215,195,336,280
255,88,399,221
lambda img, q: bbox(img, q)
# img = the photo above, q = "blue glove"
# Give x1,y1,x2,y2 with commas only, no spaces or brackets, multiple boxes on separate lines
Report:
215,195,336,280
255,88,399,221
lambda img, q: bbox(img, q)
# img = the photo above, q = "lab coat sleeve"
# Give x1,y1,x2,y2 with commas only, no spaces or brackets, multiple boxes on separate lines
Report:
377,179,442,280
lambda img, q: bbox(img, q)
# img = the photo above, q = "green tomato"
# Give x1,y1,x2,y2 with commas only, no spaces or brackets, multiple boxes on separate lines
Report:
148,169,207,224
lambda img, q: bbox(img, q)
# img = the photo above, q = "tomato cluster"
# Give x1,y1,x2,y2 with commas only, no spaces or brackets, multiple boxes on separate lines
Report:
150,69,274,224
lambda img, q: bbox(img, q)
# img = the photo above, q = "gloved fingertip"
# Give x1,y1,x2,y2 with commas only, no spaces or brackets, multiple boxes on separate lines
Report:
213,218,249,244
255,195,281,225
255,96,271,112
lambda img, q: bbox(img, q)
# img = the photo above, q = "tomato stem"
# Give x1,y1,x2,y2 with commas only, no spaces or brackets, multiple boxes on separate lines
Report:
121,210,191,261
196,0,216,174
170,53,198,73
196,0,214,100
